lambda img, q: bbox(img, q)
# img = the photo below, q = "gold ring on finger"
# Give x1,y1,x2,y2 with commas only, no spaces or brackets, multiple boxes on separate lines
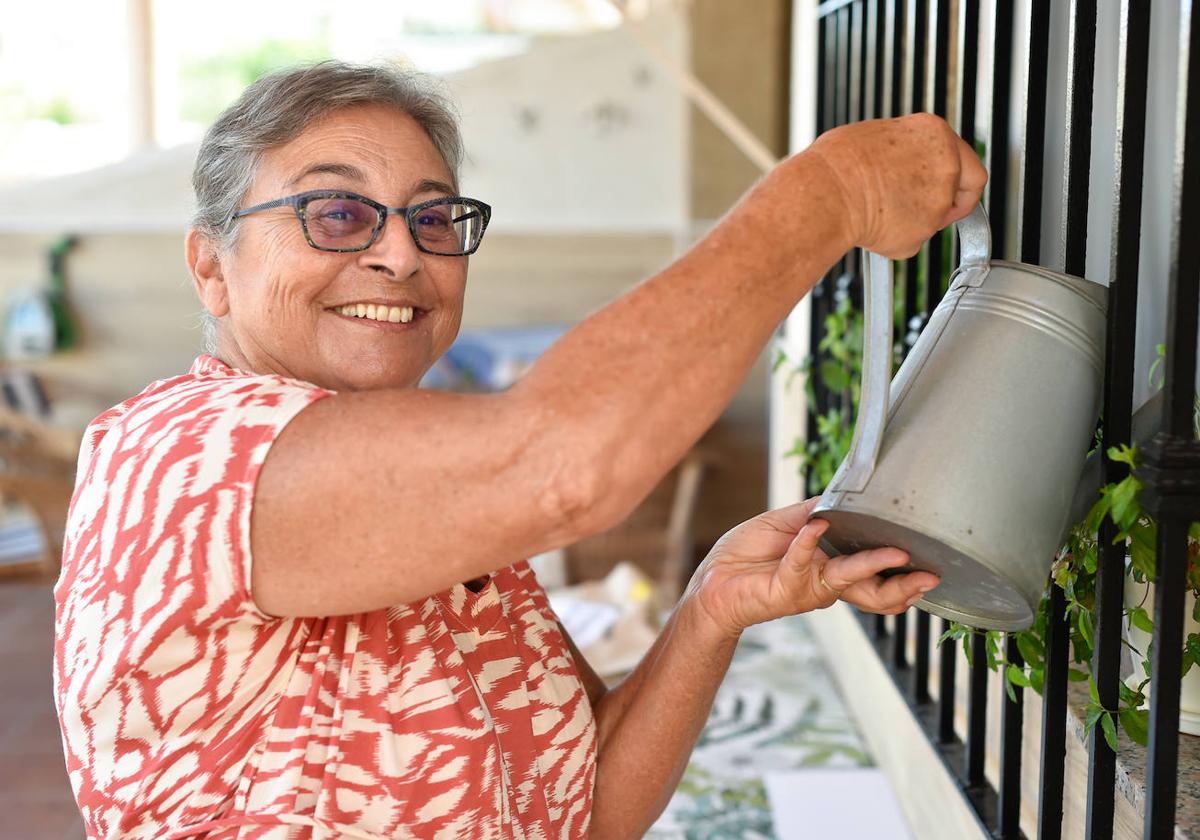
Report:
819,570,844,597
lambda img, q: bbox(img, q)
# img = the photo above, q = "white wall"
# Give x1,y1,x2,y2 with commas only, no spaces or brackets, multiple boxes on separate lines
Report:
449,9,689,235
0,12,689,240
769,0,818,510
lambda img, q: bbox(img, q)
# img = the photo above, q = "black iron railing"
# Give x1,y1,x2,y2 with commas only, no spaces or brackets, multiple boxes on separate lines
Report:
808,1,1199,838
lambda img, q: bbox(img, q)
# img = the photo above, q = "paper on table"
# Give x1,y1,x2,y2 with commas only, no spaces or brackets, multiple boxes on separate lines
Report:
546,594,622,649
764,768,911,840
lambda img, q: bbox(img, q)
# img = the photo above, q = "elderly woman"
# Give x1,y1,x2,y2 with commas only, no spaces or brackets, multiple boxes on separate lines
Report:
54,62,984,839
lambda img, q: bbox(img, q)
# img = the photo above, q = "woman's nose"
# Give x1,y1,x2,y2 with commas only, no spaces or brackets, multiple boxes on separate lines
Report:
358,214,423,279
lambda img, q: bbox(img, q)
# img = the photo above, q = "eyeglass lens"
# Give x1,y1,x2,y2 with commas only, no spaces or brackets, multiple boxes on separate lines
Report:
304,197,482,254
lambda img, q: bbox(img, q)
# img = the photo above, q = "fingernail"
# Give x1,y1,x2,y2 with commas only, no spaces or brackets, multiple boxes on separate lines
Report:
801,520,825,538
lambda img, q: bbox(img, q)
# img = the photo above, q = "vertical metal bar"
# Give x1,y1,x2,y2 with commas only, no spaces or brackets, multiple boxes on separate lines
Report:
1038,585,1070,840
892,611,909,669
1039,6,1098,832
891,0,905,118
875,612,888,639
1158,1,1200,445
850,0,864,123
1018,0,1052,265
954,0,979,275
999,635,1025,839
927,0,951,311
1085,3,1150,838
1061,0,1098,279
957,0,979,148
823,14,837,132
902,0,926,320
809,15,832,499
841,6,855,276
938,617,957,742
914,610,931,703
987,0,1015,259
1143,529,1192,839
837,7,851,127
868,0,878,120
1142,3,1200,835
830,8,848,276
966,632,987,786
871,0,885,119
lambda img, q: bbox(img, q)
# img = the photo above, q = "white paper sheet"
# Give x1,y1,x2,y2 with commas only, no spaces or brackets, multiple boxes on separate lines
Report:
764,768,911,840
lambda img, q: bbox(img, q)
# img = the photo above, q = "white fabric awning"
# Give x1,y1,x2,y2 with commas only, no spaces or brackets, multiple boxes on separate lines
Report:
0,143,198,233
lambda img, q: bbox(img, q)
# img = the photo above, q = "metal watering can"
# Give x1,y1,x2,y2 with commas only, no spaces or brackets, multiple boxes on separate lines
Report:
812,204,1108,632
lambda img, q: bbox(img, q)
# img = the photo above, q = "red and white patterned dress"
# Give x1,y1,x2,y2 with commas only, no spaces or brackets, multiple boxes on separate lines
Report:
54,355,597,839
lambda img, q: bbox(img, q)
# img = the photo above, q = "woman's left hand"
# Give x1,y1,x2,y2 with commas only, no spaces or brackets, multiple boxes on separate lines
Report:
685,496,940,640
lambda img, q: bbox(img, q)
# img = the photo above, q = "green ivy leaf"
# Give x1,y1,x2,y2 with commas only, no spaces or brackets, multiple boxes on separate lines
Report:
985,632,1002,670
1078,610,1095,650
782,439,806,459
1085,703,1104,733
1186,634,1200,676
1006,665,1031,688
1129,527,1157,581
1107,477,1142,530
1030,667,1046,695
819,360,851,392
1016,632,1044,666
937,623,970,647
1084,494,1112,535
1101,712,1119,752
1120,708,1149,746
1106,444,1138,469
1130,607,1154,635
1067,668,1089,682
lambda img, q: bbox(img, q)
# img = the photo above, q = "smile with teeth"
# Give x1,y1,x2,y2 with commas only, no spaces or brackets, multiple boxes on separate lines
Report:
335,303,416,324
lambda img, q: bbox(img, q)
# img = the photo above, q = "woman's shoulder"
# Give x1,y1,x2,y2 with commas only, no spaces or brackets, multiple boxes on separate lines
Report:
84,355,330,446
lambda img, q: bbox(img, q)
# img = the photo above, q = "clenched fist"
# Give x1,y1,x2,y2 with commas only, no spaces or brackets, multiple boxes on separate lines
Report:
803,113,986,259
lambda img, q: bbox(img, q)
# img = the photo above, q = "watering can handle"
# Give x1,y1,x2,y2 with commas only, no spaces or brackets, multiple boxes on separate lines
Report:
832,204,992,494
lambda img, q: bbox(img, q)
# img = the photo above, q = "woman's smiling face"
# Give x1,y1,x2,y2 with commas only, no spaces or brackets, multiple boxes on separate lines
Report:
193,103,469,391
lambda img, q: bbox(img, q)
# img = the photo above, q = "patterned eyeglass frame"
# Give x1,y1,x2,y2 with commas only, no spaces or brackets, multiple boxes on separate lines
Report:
229,190,493,256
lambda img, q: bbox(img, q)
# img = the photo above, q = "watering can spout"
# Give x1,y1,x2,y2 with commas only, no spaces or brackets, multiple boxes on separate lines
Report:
813,204,1109,631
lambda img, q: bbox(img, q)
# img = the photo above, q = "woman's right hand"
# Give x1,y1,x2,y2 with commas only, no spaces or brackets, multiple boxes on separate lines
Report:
803,113,987,259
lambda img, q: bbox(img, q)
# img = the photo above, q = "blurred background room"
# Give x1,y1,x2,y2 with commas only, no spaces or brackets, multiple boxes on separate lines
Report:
3,2,906,839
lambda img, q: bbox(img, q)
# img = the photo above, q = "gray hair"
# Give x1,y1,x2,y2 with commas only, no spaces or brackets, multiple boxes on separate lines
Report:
191,61,464,352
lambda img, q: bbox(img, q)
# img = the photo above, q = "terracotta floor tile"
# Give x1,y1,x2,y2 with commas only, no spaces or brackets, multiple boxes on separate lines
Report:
0,580,81,838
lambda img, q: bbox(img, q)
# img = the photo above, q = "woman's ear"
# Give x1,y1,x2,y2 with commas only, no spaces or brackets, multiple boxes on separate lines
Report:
185,228,230,318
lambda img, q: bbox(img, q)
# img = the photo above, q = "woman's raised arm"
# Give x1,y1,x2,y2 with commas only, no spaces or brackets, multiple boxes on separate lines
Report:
248,113,985,617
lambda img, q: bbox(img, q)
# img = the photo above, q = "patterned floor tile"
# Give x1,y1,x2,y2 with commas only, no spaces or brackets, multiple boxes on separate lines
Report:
647,614,889,839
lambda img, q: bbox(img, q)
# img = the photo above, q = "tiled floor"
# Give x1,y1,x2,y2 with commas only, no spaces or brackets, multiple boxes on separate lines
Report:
647,614,910,839
0,578,84,840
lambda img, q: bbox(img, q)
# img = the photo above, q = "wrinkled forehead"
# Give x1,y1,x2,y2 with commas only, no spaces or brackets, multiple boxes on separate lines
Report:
255,104,457,200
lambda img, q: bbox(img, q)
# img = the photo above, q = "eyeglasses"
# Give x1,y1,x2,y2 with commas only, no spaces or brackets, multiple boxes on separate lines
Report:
230,191,492,256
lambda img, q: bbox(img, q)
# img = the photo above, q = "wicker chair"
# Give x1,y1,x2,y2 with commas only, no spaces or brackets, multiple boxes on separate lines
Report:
0,404,77,580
